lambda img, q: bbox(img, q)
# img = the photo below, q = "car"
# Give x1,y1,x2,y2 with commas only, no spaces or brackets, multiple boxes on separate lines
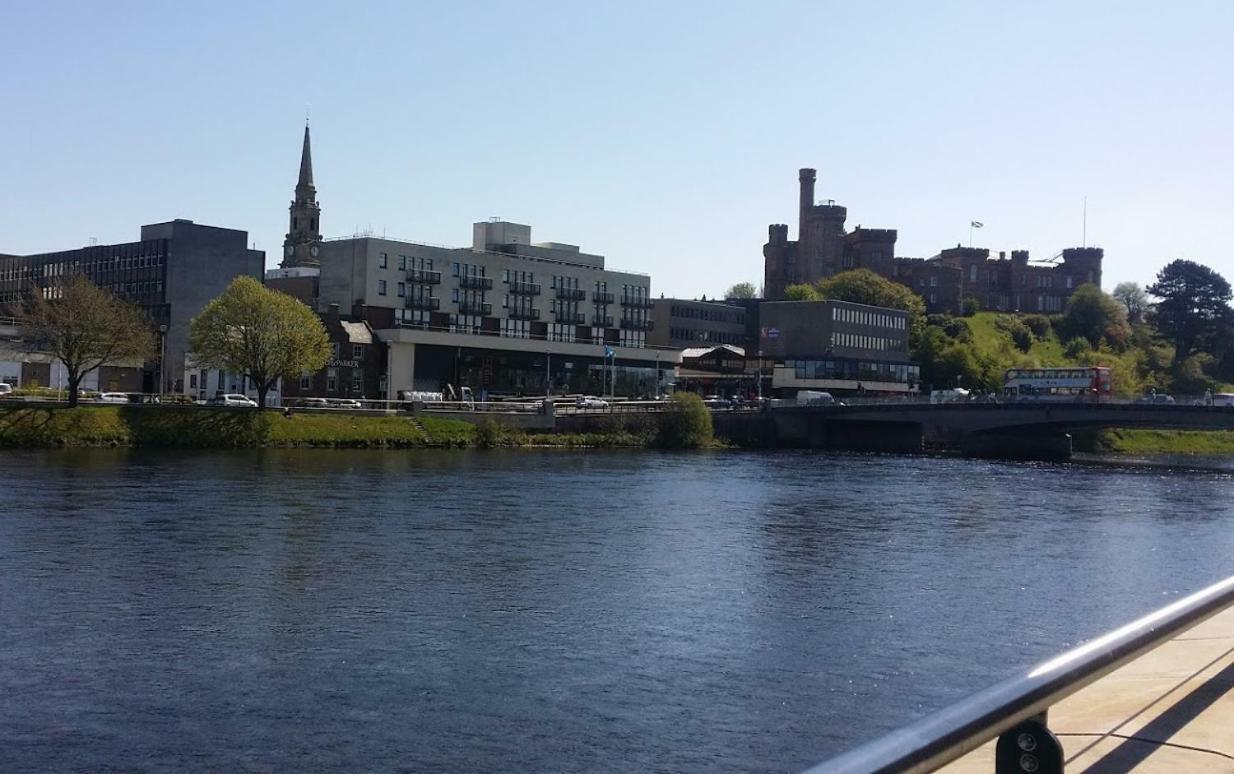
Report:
96,392,131,404
797,390,838,406
0,383,12,398
1212,393,1234,407
209,394,258,407
297,397,330,408
575,396,609,410
1136,394,1175,405
327,398,363,409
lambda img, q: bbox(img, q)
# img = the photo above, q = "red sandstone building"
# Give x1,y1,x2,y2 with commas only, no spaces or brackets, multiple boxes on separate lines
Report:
763,168,1103,314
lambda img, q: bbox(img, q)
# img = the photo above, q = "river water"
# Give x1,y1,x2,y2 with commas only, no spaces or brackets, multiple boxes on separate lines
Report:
2,449,1233,772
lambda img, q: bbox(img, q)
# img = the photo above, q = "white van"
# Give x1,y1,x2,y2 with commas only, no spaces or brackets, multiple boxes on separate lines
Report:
1212,393,1234,407
0,383,13,398
930,388,971,404
796,390,836,406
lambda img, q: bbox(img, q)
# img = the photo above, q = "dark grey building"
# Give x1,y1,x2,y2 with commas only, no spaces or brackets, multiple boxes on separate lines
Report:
649,298,749,350
759,299,919,396
0,219,265,393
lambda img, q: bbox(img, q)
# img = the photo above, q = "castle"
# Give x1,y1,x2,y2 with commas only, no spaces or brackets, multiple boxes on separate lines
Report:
763,168,1103,314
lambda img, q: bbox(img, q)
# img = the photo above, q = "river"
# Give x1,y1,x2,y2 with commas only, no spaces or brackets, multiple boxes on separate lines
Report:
2,449,1233,772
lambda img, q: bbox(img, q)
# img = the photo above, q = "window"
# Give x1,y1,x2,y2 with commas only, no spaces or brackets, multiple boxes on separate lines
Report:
398,255,407,270
397,282,406,297
452,262,460,277
969,265,977,283
352,345,363,359
300,374,311,389
332,343,340,358
378,280,387,296
351,375,362,392
378,253,388,269
327,368,338,392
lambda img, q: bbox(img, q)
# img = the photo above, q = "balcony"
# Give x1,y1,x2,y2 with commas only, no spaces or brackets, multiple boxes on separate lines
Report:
407,268,442,284
556,311,586,326
405,296,440,311
591,315,614,328
555,287,586,301
508,280,541,296
620,318,654,331
621,295,654,309
459,275,494,291
508,307,540,321
459,301,493,316
592,291,615,305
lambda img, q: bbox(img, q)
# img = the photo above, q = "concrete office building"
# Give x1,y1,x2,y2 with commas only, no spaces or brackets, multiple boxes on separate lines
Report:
318,219,674,398
649,298,749,350
0,220,264,393
759,299,919,395
763,167,1104,313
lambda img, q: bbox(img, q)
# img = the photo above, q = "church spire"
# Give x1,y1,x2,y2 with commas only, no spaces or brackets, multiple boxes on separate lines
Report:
283,123,322,269
298,124,314,189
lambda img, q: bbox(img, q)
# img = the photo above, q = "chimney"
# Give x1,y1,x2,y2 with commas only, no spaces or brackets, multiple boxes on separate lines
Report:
327,303,340,320
798,168,816,242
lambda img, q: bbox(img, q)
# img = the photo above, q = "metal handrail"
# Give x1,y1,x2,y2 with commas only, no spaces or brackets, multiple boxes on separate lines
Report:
806,572,1234,773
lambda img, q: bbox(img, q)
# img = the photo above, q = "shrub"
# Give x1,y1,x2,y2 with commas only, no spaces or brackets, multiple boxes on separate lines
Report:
1063,337,1093,359
654,393,713,449
1021,314,1053,340
995,315,1033,352
960,296,981,317
474,417,508,448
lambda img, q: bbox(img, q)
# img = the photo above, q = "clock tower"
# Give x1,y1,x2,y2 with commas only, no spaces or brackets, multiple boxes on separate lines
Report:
281,124,322,268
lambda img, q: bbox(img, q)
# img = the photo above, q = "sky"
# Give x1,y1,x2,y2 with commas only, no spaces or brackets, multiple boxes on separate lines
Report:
2,1,1232,298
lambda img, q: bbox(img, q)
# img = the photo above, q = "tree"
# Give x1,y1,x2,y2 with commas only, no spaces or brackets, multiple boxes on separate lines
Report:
1147,260,1233,364
784,284,821,301
16,273,156,407
815,269,928,346
724,282,758,300
189,276,331,408
1112,281,1149,324
1055,284,1129,350
654,392,713,448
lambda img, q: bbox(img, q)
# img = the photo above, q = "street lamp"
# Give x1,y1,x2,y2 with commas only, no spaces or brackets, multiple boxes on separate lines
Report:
158,324,167,399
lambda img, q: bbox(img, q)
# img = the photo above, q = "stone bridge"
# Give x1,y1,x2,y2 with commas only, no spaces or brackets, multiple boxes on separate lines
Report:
762,402,1234,460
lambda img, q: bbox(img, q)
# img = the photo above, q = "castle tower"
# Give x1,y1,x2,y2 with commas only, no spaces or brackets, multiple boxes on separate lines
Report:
282,124,322,268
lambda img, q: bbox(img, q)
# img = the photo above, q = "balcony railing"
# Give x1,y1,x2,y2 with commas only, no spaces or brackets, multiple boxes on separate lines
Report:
555,287,586,301
508,281,541,296
591,315,614,328
620,318,654,331
592,291,615,304
621,295,654,308
407,268,442,284
405,296,440,310
458,301,493,316
459,275,494,290
508,307,540,321
556,312,586,326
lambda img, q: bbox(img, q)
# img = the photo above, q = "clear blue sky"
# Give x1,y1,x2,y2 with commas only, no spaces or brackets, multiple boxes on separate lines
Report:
2,1,1231,297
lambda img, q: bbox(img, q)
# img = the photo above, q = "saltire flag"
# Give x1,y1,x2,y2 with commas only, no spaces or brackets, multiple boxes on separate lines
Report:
970,221,984,228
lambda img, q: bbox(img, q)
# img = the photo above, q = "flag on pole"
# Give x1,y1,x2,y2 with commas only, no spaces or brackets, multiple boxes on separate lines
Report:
970,221,984,228
603,346,615,360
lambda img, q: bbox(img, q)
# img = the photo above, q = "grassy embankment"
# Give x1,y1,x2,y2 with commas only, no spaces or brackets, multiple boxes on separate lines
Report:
0,405,662,450
962,312,1234,454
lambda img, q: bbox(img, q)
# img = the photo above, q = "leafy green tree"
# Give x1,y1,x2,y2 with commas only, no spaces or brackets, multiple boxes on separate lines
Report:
16,273,156,407
1112,281,1149,324
654,392,713,449
1172,354,1214,395
1147,260,1232,364
814,269,928,345
1055,284,1130,350
784,284,821,301
724,282,758,300
189,276,331,408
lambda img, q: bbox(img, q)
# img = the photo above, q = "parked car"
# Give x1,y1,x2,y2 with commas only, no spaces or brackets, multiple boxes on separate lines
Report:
0,383,13,398
327,398,363,409
575,396,609,409
297,397,330,408
96,392,131,404
208,394,258,407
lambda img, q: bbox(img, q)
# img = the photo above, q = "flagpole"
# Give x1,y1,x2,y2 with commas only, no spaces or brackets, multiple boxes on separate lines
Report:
969,222,973,248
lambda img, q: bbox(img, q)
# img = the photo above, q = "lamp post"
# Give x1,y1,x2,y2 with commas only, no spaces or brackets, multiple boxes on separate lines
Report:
157,324,168,400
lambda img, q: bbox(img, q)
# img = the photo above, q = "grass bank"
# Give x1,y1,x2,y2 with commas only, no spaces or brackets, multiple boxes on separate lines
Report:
1078,428,1234,455
0,405,475,449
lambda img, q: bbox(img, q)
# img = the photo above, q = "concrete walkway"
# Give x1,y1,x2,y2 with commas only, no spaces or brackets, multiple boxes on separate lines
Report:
944,606,1234,772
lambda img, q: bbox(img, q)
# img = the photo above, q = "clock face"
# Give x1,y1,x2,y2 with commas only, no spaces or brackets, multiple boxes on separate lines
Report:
285,244,294,257
310,245,320,257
